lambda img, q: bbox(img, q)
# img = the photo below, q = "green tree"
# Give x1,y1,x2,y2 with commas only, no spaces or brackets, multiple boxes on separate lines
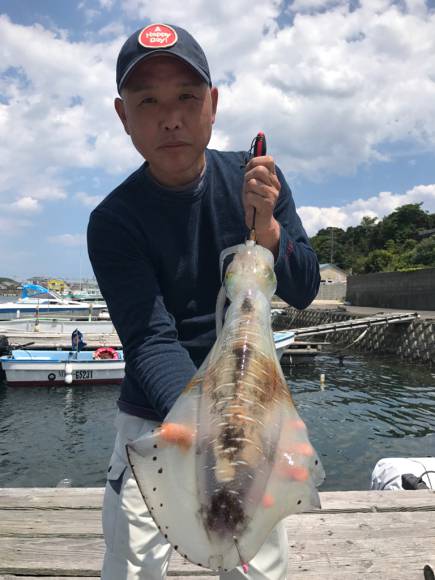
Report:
310,227,346,267
379,203,430,244
409,237,435,267
309,204,435,274
363,249,395,273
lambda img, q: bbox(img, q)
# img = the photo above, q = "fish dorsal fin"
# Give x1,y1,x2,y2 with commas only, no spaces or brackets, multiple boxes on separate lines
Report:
215,285,227,337
216,243,246,337
219,243,244,282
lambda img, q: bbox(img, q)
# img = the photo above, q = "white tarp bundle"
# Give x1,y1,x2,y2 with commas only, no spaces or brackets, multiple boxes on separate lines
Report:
371,457,435,490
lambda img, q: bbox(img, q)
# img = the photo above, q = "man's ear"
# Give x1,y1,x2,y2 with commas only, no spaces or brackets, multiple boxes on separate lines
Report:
210,86,218,125
114,97,130,135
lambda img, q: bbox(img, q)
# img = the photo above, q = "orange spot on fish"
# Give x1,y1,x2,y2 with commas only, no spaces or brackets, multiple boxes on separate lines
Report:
262,494,275,508
291,442,314,456
283,466,309,481
287,418,306,430
159,423,193,451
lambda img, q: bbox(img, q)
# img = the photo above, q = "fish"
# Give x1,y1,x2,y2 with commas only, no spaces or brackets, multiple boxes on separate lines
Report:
126,239,324,572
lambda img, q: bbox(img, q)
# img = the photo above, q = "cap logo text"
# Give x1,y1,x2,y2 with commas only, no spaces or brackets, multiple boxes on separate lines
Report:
138,24,178,49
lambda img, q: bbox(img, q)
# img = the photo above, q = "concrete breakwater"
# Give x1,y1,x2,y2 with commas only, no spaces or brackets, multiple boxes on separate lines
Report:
273,307,435,366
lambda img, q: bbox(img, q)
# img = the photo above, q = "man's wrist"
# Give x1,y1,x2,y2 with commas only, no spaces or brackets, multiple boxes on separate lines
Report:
255,219,280,259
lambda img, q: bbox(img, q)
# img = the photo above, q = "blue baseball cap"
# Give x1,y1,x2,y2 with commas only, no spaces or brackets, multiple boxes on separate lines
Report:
116,23,212,94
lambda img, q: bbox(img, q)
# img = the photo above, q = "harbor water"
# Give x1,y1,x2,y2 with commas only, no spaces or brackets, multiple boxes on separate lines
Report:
0,352,434,490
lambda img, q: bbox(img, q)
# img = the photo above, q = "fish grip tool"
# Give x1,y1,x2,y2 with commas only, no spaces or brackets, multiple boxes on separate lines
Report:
247,131,267,242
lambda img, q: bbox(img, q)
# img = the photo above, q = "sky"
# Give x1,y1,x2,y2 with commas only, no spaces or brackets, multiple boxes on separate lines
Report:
1,0,435,280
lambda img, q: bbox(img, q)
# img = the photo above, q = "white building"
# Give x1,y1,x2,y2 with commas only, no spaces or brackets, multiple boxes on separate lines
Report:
319,263,347,284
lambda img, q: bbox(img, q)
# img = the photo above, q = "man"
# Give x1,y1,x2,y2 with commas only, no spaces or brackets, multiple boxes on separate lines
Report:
87,22,320,580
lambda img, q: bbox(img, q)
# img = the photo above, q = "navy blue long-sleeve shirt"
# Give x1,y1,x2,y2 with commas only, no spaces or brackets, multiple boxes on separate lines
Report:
87,149,320,421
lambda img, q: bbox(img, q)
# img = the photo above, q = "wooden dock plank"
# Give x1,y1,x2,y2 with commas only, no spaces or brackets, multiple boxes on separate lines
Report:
0,509,101,537
0,537,209,576
1,503,435,539
1,488,434,512
1,511,434,577
0,489,434,578
0,488,104,509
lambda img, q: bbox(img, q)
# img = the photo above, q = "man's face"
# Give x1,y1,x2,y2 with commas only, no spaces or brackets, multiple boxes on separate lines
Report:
115,55,218,188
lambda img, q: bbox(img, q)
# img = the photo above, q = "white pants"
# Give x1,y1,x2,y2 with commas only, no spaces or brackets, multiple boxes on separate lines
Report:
102,411,288,580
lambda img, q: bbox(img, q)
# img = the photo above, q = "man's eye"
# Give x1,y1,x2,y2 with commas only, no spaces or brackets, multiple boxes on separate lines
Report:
140,97,156,105
179,93,195,101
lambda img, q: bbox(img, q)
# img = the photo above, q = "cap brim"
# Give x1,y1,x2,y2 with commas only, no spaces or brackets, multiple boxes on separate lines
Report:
118,51,210,93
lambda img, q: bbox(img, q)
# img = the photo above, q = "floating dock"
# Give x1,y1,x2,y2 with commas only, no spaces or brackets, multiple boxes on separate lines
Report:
0,331,121,350
0,488,434,578
280,341,326,365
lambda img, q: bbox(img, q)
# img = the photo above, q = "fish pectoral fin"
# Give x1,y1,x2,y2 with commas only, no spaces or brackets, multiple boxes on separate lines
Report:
126,429,160,459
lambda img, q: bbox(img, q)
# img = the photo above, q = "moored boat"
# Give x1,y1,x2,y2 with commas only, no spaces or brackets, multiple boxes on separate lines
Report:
273,329,296,359
0,349,124,386
0,330,294,387
68,287,104,301
0,284,107,320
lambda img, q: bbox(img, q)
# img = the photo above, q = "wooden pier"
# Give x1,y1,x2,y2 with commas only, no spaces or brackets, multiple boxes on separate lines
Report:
0,488,434,578
2,332,121,351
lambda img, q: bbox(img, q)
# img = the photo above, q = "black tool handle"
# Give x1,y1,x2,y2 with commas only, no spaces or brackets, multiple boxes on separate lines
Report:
249,132,267,240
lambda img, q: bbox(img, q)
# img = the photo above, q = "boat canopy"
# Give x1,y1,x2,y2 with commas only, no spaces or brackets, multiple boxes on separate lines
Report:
20,284,53,299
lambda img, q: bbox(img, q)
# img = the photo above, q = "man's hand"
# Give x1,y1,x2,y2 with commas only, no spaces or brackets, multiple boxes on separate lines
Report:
243,155,281,257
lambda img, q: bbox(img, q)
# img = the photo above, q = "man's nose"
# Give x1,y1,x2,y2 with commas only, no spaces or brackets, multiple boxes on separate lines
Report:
161,104,182,131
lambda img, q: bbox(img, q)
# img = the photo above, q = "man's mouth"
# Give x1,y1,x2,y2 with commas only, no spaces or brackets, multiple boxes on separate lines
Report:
159,141,189,149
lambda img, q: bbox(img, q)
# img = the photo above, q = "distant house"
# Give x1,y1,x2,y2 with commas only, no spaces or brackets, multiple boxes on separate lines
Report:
0,278,21,296
47,278,70,294
319,263,347,284
28,277,50,287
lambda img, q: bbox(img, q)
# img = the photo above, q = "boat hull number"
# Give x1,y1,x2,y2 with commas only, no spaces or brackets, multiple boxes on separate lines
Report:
49,370,94,380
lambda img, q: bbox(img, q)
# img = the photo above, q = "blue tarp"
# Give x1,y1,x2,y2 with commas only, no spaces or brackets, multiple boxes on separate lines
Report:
20,284,51,299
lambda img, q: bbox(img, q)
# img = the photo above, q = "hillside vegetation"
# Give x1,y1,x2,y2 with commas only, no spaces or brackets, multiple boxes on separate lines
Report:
310,203,435,274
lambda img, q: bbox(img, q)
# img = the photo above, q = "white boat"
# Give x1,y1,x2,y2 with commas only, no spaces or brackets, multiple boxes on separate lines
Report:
0,348,124,386
0,330,294,387
69,287,104,301
273,329,296,359
0,284,107,320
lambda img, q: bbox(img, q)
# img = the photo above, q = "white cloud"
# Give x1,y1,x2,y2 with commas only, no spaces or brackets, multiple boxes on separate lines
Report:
114,0,435,177
1,2,435,199
289,0,345,12
0,216,33,234
1,1,435,275
47,233,86,247
77,2,101,23
298,183,435,235
0,14,134,209
9,196,41,212
98,21,126,37
76,191,104,207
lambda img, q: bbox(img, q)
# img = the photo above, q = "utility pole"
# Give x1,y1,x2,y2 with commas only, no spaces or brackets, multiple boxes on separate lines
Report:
330,228,334,264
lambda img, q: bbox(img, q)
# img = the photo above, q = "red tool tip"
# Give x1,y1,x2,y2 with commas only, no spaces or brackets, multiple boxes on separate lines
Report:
242,563,249,574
